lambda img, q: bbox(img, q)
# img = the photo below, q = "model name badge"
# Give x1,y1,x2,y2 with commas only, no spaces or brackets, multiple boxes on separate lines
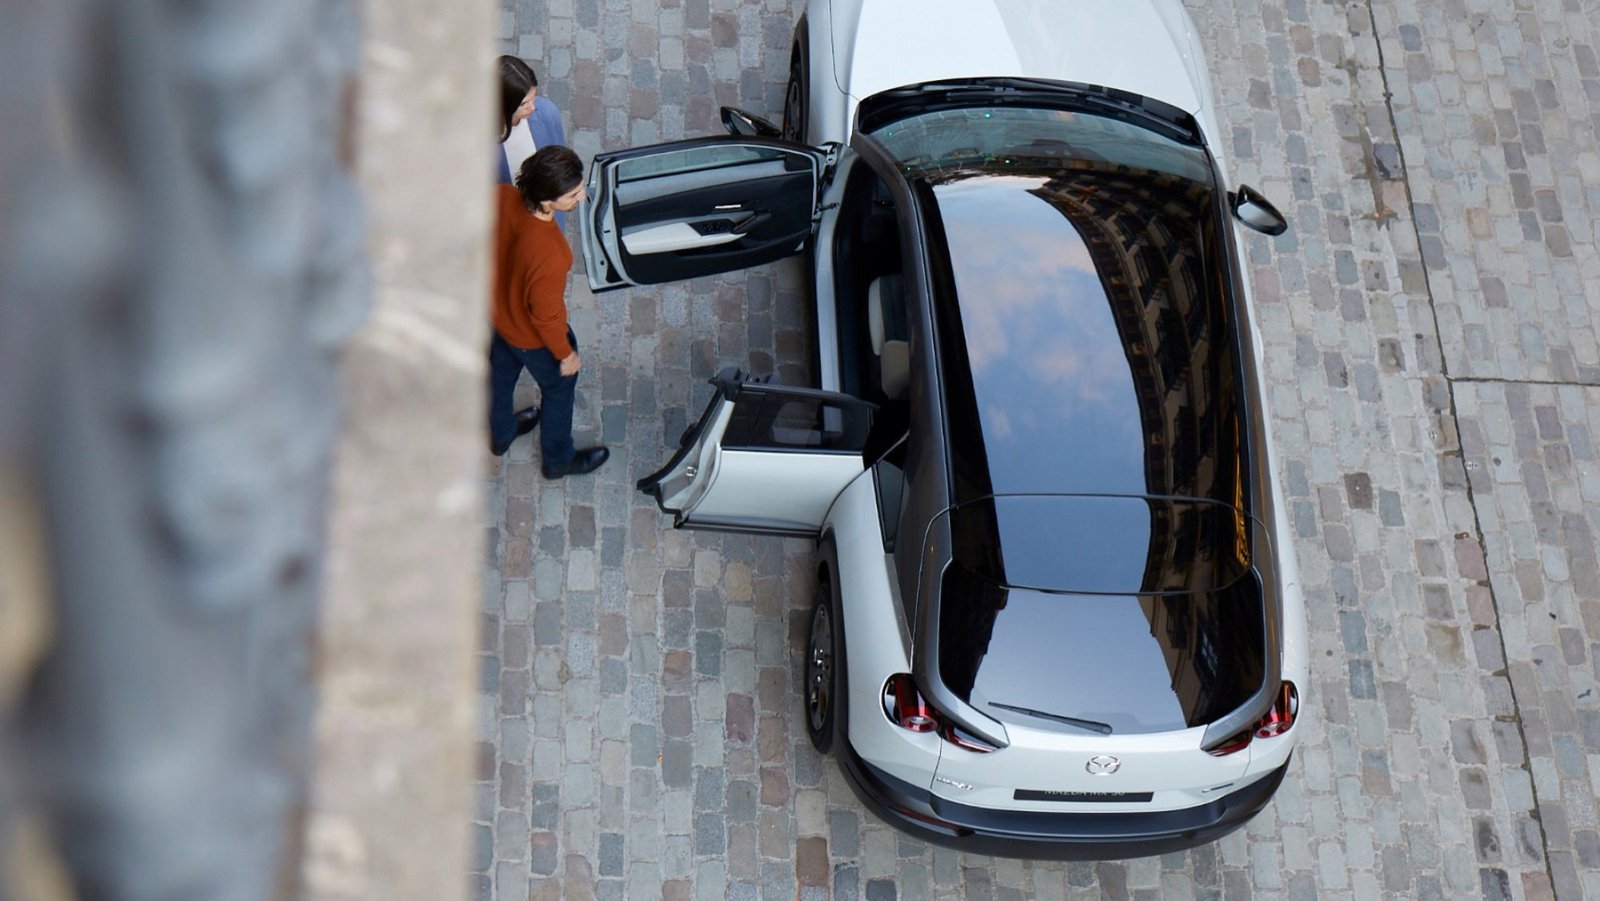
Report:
934,776,973,790
1014,790,1154,803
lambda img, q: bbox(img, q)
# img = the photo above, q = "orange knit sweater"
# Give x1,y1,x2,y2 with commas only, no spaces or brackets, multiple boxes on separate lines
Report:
490,183,574,358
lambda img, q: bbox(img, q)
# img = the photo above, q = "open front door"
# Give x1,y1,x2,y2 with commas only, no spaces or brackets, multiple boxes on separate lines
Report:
579,138,829,292
638,369,874,537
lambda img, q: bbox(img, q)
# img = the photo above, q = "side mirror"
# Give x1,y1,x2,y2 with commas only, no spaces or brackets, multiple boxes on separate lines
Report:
720,106,782,138
1229,184,1288,236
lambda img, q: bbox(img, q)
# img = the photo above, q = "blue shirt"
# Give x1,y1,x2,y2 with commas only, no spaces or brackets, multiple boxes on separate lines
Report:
499,97,569,230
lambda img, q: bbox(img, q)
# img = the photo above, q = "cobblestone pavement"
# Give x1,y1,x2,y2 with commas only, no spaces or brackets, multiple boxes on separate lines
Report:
479,0,1600,897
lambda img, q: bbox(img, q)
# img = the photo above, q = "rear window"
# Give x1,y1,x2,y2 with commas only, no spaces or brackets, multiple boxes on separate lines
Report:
938,564,1265,735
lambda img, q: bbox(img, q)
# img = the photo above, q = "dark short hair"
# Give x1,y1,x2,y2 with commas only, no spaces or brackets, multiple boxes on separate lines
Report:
515,146,584,208
498,56,538,141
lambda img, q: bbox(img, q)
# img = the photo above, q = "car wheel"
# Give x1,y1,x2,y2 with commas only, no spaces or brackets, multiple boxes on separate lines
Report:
781,41,806,143
804,577,838,753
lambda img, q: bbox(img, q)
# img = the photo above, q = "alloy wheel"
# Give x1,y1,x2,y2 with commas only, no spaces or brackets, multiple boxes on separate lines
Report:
781,55,804,143
805,594,834,741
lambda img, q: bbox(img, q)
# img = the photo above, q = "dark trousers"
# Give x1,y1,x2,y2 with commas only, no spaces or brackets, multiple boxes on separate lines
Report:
489,330,576,468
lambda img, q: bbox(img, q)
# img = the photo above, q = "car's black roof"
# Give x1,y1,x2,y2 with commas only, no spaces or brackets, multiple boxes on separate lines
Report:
876,114,1270,734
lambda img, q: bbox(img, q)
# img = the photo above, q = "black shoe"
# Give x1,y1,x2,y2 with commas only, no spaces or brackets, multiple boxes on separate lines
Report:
490,406,541,456
542,446,610,479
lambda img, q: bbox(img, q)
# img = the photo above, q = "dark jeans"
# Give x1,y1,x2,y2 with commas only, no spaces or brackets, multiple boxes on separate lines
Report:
489,330,577,468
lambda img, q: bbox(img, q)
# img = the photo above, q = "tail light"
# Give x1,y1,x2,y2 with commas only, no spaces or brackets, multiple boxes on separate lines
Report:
1207,681,1299,757
886,673,938,731
1254,681,1299,738
939,721,999,753
884,673,998,753
1206,729,1253,757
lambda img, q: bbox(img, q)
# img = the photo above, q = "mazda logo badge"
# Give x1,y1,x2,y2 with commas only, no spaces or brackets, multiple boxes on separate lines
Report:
1085,755,1121,775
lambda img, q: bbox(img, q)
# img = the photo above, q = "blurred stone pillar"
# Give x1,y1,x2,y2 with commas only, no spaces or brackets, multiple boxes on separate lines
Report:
0,0,367,897
0,0,492,897
302,0,495,897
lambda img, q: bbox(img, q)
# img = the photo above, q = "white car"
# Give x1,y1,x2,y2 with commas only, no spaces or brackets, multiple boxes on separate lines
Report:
578,0,1308,859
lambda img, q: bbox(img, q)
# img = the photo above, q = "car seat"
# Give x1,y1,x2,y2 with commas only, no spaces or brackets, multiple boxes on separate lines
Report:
867,274,910,400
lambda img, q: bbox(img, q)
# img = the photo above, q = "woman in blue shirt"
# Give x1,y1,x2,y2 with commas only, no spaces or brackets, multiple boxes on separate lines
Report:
498,56,567,185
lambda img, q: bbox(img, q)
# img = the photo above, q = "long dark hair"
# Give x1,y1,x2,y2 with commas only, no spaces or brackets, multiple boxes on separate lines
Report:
498,56,537,142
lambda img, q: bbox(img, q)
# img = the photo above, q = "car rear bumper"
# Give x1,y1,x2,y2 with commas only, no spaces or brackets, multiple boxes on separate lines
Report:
838,741,1290,860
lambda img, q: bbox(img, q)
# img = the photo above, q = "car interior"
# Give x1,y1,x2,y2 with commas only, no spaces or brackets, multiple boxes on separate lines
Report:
833,165,912,415
610,145,819,286
832,163,916,549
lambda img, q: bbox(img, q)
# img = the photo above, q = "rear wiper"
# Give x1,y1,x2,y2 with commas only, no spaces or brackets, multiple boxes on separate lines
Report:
989,702,1113,735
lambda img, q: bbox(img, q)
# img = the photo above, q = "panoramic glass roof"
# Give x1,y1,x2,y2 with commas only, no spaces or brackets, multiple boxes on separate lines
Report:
871,105,1248,507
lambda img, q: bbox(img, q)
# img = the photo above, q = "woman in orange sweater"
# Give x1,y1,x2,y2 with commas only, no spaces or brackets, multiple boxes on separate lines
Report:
488,146,608,478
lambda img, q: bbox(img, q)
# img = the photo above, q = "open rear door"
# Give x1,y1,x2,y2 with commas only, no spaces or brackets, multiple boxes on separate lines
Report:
580,138,829,292
638,369,874,537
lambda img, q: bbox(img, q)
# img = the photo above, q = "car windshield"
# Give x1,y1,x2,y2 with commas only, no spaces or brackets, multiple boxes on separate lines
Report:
872,106,1211,183
868,105,1248,510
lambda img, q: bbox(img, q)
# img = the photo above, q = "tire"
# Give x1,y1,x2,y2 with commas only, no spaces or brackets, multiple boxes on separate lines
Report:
781,31,807,143
803,576,839,753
